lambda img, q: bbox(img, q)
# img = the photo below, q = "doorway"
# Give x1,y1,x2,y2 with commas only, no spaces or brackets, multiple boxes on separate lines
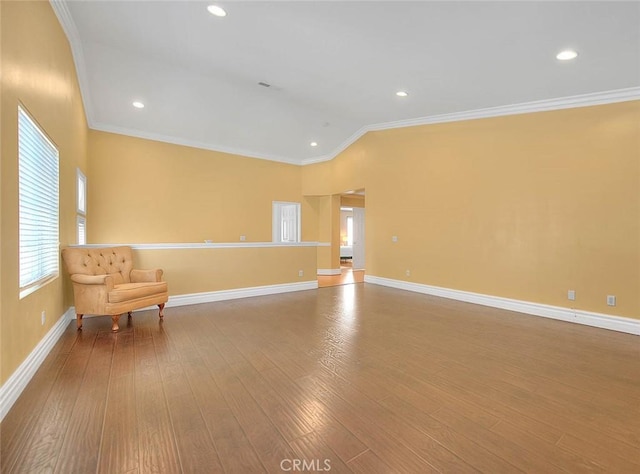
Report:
318,191,365,288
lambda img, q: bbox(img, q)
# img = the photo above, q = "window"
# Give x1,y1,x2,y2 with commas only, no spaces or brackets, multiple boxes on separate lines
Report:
18,106,59,297
77,168,86,214
77,169,87,244
77,215,87,245
273,201,301,243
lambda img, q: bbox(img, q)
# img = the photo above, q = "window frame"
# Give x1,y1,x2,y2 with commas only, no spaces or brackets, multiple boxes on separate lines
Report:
76,168,87,244
77,168,87,215
18,105,60,299
272,201,301,243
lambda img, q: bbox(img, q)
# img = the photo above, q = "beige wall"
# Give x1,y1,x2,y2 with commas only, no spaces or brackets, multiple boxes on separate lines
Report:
301,136,370,196
361,102,638,318
1,1,88,384
134,246,317,296
341,195,365,208
88,130,305,244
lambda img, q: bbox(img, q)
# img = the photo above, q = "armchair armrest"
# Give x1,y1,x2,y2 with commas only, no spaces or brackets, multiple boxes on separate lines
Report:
70,273,114,292
130,268,163,283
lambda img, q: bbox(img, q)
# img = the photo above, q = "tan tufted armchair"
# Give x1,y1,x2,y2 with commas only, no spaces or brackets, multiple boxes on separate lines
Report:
62,246,168,332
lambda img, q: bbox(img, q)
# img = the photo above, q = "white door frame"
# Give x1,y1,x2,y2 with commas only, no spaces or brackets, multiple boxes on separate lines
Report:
352,207,365,270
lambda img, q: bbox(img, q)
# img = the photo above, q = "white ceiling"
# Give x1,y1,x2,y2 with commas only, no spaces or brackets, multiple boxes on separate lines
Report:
53,1,640,165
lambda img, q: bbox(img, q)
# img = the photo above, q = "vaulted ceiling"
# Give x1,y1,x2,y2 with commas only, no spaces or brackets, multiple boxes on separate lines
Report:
52,1,640,165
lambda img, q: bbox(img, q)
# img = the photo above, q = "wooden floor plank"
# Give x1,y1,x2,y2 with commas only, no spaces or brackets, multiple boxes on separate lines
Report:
54,331,115,473
135,332,182,474
2,284,639,473
97,330,138,474
5,329,98,473
0,324,78,472
288,431,352,473
347,449,397,474
156,319,225,473
431,405,573,473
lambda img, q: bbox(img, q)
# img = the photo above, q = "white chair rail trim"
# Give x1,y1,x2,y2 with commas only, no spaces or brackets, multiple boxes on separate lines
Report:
70,242,323,250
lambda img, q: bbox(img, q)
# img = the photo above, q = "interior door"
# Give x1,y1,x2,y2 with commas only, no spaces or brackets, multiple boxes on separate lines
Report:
352,207,365,270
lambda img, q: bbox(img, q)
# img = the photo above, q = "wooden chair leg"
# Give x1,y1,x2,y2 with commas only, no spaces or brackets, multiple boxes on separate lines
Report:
158,303,165,319
111,314,121,332
76,313,83,330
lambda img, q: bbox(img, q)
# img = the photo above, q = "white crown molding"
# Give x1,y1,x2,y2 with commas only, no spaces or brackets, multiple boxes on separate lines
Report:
90,122,304,166
49,0,95,127
301,87,640,166
70,242,321,250
51,1,640,167
365,275,640,336
0,307,74,422
300,126,369,166
366,87,640,133
317,268,342,276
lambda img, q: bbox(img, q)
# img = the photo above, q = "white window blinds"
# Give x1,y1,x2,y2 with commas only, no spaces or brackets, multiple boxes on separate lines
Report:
77,215,87,245
18,106,59,295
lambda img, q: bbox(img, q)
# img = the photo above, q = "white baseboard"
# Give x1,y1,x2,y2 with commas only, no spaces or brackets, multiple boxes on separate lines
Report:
0,307,73,421
164,280,318,308
72,281,320,318
317,268,342,276
365,275,640,336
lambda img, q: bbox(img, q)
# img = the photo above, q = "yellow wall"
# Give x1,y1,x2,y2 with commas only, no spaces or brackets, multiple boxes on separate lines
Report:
301,136,370,196
134,246,317,296
1,1,88,384
88,130,305,243
362,102,639,318
341,195,365,208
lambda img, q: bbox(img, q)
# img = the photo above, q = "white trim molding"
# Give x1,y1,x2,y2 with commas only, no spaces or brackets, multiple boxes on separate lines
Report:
0,307,74,421
317,269,342,276
300,87,640,165
70,242,321,250
365,275,640,336
128,281,318,312
45,3,640,167
49,0,95,126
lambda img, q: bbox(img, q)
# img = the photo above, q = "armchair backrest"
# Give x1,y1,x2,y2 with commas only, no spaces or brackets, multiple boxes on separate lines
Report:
62,246,134,285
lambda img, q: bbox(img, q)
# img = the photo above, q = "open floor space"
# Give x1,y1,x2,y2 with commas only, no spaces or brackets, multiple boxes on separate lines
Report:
2,284,639,473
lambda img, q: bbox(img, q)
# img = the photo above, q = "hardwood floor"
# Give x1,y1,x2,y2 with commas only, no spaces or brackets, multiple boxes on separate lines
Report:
318,266,365,288
2,283,639,473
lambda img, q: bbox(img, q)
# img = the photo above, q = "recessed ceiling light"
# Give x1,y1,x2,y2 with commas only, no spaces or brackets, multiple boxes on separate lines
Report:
207,5,227,17
556,50,578,61
132,101,144,109
396,91,408,97
310,142,318,147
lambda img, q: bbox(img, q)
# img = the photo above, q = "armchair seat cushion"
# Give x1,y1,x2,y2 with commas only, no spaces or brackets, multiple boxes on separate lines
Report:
108,281,168,303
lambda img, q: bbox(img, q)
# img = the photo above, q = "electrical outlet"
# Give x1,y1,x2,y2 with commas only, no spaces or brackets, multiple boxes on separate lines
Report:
607,295,616,306
298,270,304,277
568,290,576,301
406,269,411,276
41,310,46,326
392,236,398,242
240,235,246,241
